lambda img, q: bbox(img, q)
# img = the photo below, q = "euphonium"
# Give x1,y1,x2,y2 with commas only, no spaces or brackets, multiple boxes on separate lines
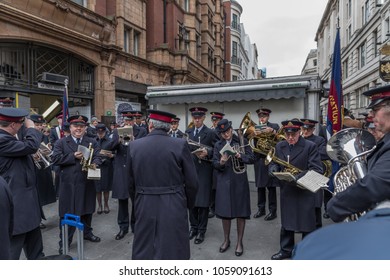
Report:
239,112,257,137
326,128,376,220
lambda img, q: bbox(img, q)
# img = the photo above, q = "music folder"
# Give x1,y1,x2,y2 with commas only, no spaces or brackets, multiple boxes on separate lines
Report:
219,142,236,156
272,170,329,193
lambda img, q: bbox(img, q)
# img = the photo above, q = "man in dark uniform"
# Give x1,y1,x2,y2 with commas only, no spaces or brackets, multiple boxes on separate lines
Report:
0,176,13,260
185,107,219,244
112,111,147,240
129,109,198,259
269,120,322,260
51,115,102,253
0,108,44,259
208,111,224,218
327,84,390,222
133,111,149,133
300,118,331,228
253,108,280,221
168,117,184,138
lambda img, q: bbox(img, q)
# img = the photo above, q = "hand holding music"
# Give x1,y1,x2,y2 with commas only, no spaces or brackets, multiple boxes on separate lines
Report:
220,152,229,165
194,148,208,159
74,151,83,160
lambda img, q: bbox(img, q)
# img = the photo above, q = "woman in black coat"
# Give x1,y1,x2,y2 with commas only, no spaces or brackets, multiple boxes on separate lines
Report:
212,119,255,257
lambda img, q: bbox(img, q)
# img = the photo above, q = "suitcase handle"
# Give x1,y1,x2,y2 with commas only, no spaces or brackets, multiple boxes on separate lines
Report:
61,214,84,231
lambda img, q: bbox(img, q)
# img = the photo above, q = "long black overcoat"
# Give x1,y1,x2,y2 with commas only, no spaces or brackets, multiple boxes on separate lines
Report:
270,137,322,232
0,128,41,235
185,125,218,207
51,135,102,217
95,133,115,192
0,176,13,260
213,135,255,218
129,129,198,260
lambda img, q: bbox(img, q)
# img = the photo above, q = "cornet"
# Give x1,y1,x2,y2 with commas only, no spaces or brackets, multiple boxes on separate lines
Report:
33,142,52,169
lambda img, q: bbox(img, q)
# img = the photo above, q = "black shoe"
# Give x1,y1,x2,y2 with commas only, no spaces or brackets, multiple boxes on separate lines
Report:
208,210,215,218
115,229,129,240
253,210,266,218
84,234,101,243
189,229,198,240
40,222,46,229
271,251,291,260
219,241,230,253
264,212,277,221
235,244,244,257
194,232,205,244
323,212,330,219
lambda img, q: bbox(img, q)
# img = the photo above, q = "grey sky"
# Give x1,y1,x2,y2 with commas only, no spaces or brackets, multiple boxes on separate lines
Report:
238,0,328,77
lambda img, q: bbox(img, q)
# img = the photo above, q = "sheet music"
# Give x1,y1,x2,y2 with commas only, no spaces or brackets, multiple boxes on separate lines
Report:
77,145,90,160
219,142,236,156
297,170,329,193
272,172,296,182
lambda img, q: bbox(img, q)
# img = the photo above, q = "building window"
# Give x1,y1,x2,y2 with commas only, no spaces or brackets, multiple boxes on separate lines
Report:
184,0,190,12
385,18,390,37
356,85,369,108
124,28,130,53
358,41,366,69
208,47,214,69
232,75,238,81
346,25,352,44
343,57,349,79
313,59,317,67
71,0,86,7
133,31,140,56
196,35,201,61
348,0,352,19
232,14,238,30
364,0,369,24
373,29,379,57
232,41,238,59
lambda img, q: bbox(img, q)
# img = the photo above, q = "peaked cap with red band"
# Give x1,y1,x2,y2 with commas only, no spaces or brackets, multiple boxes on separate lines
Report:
189,107,208,117
300,118,318,128
0,108,28,122
131,111,143,118
256,108,272,116
282,120,303,133
30,114,45,123
67,115,88,125
147,109,176,123
363,84,390,109
210,111,225,120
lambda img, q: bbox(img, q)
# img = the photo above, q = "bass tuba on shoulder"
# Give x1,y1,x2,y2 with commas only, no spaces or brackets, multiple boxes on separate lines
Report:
326,128,376,220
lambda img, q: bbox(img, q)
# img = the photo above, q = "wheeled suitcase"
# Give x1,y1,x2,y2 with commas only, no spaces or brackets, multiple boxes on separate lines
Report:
61,214,84,260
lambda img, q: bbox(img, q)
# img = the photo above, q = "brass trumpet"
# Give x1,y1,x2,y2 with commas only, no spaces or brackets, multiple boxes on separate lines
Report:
265,147,301,176
33,142,52,169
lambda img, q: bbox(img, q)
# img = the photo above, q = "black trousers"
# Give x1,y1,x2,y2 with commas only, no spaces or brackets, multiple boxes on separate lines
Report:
257,187,277,213
117,198,135,233
189,207,209,234
10,226,44,260
279,227,311,254
58,213,93,248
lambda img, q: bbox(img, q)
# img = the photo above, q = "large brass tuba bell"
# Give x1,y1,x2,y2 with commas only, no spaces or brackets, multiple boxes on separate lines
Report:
239,112,257,137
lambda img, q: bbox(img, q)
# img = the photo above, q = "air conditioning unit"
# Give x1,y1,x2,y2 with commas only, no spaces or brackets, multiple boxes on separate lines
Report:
40,72,69,85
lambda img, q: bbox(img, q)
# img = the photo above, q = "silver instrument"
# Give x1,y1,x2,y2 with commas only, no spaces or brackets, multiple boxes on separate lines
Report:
326,128,376,220
33,142,52,169
183,133,212,163
118,126,134,146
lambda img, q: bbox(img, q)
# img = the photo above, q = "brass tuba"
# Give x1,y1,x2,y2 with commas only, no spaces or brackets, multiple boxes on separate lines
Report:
326,128,376,220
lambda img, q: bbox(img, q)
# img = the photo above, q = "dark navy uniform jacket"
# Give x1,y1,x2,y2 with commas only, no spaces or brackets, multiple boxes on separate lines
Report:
270,136,323,232
0,176,13,260
213,135,255,218
168,129,185,138
0,128,41,235
253,121,280,188
128,129,198,260
327,132,390,222
51,135,102,217
95,132,116,192
185,125,218,207
293,206,390,260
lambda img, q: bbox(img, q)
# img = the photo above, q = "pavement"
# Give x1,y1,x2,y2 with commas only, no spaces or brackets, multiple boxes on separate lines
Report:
29,183,333,260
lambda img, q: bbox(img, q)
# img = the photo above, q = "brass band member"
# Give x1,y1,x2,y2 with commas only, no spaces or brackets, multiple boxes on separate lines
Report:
270,120,322,260
327,85,390,222
128,109,198,259
209,111,224,219
185,107,219,244
0,108,44,259
168,117,184,138
51,115,102,253
300,118,330,229
0,176,12,259
253,108,280,221
212,119,255,257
